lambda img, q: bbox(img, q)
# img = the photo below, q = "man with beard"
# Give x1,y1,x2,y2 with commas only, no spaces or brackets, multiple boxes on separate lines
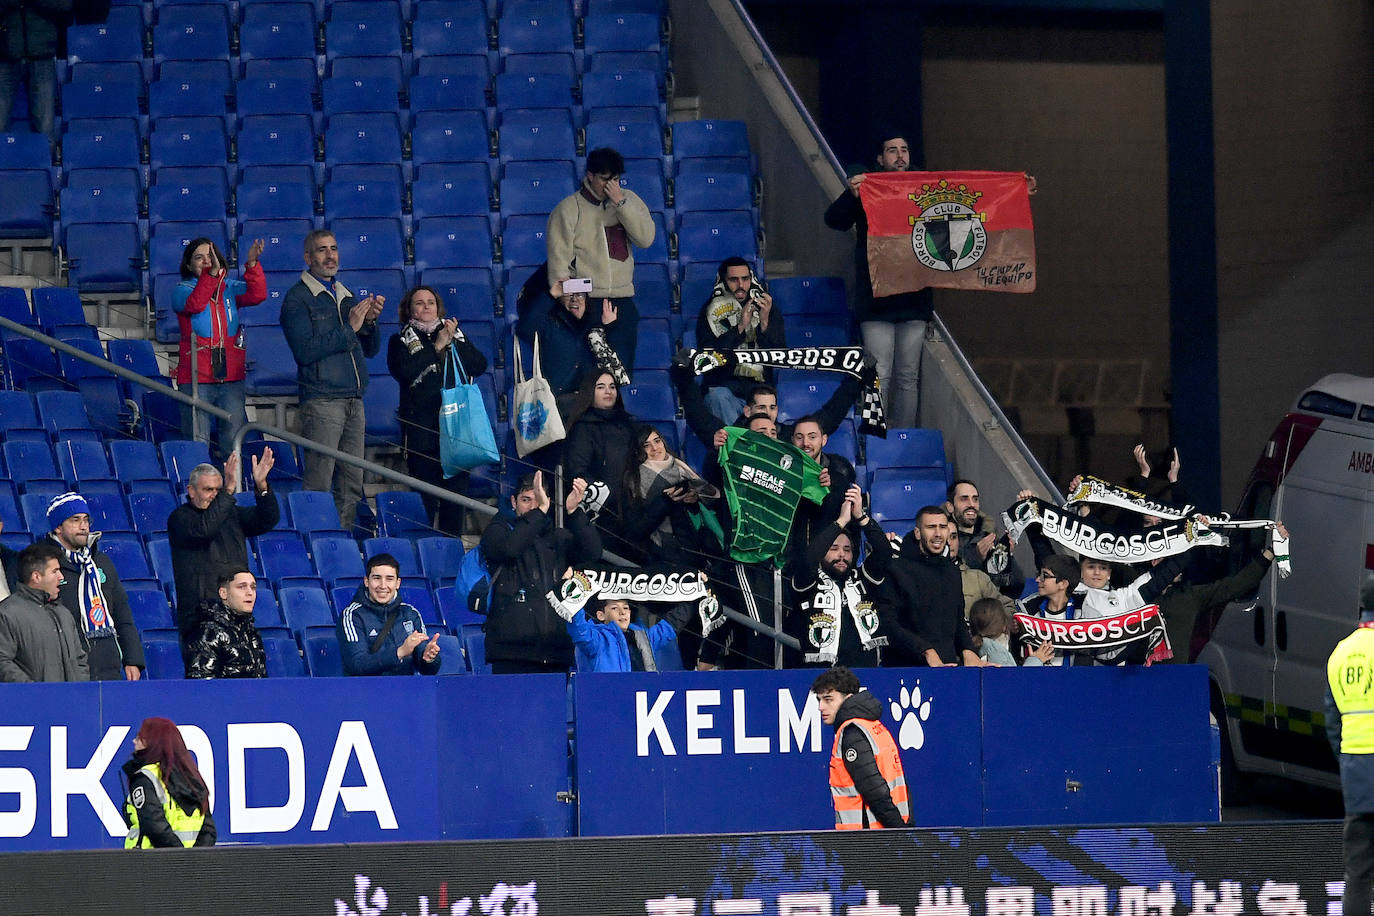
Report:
46,492,144,680
787,414,857,567
881,505,982,667
186,567,267,679
946,479,1022,598
789,485,892,668
696,256,787,425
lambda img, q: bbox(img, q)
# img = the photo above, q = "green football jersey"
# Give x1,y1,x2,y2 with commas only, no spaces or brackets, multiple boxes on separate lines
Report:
718,428,828,564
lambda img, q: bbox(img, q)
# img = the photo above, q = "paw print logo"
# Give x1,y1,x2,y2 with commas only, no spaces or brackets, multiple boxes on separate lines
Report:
889,680,932,750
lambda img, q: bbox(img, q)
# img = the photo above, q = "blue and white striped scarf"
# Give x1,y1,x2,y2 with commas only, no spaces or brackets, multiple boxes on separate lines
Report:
52,534,115,636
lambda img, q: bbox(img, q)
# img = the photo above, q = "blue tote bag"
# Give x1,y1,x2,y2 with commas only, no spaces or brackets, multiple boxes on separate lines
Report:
439,345,499,475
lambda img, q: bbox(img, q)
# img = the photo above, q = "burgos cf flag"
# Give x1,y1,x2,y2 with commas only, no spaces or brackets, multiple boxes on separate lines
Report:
859,170,1036,296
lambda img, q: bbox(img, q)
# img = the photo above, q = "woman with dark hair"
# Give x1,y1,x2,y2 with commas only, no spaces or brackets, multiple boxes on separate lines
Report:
173,236,266,460
514,263,639,398
121,716,216,848
562,370,637,543
618,424,722,567
386,285,489,537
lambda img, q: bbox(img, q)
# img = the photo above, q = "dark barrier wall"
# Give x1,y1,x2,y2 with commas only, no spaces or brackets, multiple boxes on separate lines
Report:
0,821,1344,915
0,667,1214,849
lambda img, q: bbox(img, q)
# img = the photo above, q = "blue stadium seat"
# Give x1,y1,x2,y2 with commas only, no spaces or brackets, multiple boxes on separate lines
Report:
493,70,573,110
865,427,947,476
337,55,401,78
152,11,231,65
241,57,319,83
363,374,400,444
233,78,318,121
673,171,753,214
239,17,318,63
56,338,108,382
127,588,176,631
100,530,150,574
790,317,851,349
31,288,87,334
580,70,661,112
583,11,661,54
0,130,52,169
144,535,176,592
411,11,490,62
411,165,492,221
252,580,286,628
303,632,344,676
432,633,467,674
0,169,53,237
237,223,314,287
0,483,21,537
620,377,675,421
416,536,463,588
672,119,751,160
585,116,663,162
313,535,367,589
413,218,493,271
330,217,406,270
497,108,576,164
148,178,230,226
18,489,63,533
66,60,142,86
414,54,490,78
399,584,442,628
149,116,229,170
286,490,346,535
1,332,62,390
768,276,847,317
242,326,300,397
160,439,212,487
638,211,670,264
775,378,842,424
410,110,492,167
325,9,404,59
242,439,304,492
498,214,547,269
128,489,177,538
60,168,139,227
241,0,317,27
323,175,403,221
148,74,231,119
280,584,336,633
236,175,316,221
236,114,317,168
61,118,141,170
109,439,165,483
826,419,859,467
461,628,489,674
407,74,487,116
263,636,308,677
868,470,947,525
364,536,421,577
35,390,95,439
675,211,757,264
0,388,41,434
143,640,186,679
375,490,431,539
61,77,142,121
497,6,574,56
261,538,316,588
106,335,168,386
497,162,574,217
54,437,113,486
323,113,403,168
322,74,402,115
420,269,496,321
66,9,145,65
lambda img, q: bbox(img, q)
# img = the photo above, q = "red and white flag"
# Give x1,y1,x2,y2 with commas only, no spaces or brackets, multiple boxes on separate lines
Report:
859,170,1036,296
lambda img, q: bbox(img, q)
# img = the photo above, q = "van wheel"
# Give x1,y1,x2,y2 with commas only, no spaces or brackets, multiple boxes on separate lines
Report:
1213,691,1252,807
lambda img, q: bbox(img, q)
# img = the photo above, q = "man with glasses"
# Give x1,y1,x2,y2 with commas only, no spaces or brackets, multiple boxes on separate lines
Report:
545,147,654,356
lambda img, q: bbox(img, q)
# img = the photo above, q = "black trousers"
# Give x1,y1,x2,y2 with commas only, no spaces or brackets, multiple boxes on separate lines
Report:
401,418,468,538
1345,812,1374,916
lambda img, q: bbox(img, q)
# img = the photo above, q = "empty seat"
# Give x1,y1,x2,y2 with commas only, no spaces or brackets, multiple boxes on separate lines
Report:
243,326,300,396
585,116,663,161
497,7,574,56
410,165,491,221
620,378,675,421
790,317,851,349
580,70,661,112
236,114,317,168
261,538,316,587
5,441,62,491
148,75,231,119
54,437,114,486
239,17,318,63
263,636,308,677
66,9,145,65
236,175,316,221
865,428,947,475
493,70,573,110
497,166,573,218
0,288,33,327
583,12,662,55
149,116,229,170
768,276,847,317
674,171,753,214
416,535,463,588
148,178,230,225
363,536,421,577
498,214,547,269
128,588,176,631
143,640,186,679
286,490,346,534
323,175,403,221
363,375,400,444
159,439,212,486
410,110,491,167
330,217,406,270
414,54,490,78
412,218,493,271
152,14,231,65
35,389,95,438
321,74,402,115
314,535,367,588
280,584,336,633
672,120,751,160
31,288,88,334
411,11,490,61
61,118,141,170
675,211,757,264
375,490,431,539
129,489,178,537
497,108,576,164
0,130,52,169
60,168,140,227
323,113,403,168
303,632,344,676
325,10,404,59
407,74,488,114
61,77,142,121
0,168,53,237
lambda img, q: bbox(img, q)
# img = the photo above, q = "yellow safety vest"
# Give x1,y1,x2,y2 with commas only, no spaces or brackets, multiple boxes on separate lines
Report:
829,718,910,829
1327,626,1374,754
124,763,205,848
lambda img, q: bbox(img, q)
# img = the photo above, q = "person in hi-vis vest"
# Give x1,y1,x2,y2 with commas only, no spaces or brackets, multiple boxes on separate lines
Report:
813,666,909,829
121,717,216,848
1326,574,1374,915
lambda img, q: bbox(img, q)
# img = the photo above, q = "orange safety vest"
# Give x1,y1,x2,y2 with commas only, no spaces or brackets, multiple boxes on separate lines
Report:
829,717,910,829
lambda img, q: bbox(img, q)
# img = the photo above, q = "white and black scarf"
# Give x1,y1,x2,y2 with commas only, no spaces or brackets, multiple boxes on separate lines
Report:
688,346,886,435
1003,496,1227,566
586,327,630,385
801,571,886,665
1061,476,1291,577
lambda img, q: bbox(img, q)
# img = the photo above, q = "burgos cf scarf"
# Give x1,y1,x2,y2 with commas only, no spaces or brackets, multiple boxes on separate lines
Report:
859,171,1036,296
1002,496,1228,564
1015,605,1172,665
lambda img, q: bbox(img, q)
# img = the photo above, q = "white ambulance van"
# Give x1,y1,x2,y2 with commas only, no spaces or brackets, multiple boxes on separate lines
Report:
1197,374,1374,796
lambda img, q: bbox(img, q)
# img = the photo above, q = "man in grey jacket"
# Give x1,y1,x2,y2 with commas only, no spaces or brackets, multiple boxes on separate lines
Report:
0,541,89,682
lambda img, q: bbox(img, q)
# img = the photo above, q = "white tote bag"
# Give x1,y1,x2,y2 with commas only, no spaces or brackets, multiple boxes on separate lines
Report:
511,333,566,457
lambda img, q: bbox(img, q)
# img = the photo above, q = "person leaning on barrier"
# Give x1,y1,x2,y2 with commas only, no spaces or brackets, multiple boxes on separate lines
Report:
46,491,144,681
167,449,279,652
0,541,89,682
387,284,489,538
813,665,910,829
1326,575,1374,916
185,567,267,679
122,717,216,848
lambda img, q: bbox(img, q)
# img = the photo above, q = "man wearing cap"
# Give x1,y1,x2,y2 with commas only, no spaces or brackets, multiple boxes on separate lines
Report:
46,492,144,681
1326,575,1374,916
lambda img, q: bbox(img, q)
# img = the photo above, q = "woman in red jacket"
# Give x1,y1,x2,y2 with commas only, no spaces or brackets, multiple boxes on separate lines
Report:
173,237,266,460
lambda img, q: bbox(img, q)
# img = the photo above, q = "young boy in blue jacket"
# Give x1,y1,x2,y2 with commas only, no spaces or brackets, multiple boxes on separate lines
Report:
547,570,721,672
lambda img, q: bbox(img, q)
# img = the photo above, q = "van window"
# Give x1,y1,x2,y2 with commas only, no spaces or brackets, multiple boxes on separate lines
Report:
1359,406,1374,424
1233,482,1275,577
1299,391,1357,418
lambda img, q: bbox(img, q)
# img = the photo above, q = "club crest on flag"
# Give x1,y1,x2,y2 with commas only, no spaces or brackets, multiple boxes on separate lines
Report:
908,180,988,272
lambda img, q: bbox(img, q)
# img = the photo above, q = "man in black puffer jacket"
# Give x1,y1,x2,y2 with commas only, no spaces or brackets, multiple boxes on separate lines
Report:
880,506,981,667
479,471,602,674
337,553,441,676
186,567,266,679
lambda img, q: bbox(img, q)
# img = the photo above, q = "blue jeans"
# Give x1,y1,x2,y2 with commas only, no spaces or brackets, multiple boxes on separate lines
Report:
704,386,745,427
860,319,926,429
299,396,366,528
0,58,56,140
180,380,247,463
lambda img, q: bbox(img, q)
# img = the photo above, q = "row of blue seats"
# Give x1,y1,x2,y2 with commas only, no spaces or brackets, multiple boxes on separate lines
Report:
141,629,483,679
66,2,666,67
94,0,663,25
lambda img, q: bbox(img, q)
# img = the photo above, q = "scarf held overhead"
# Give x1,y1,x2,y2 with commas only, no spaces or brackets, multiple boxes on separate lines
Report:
1002,497,1228,564
1015,604,1171,665
689,346,887,435
1063,476,1291,577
